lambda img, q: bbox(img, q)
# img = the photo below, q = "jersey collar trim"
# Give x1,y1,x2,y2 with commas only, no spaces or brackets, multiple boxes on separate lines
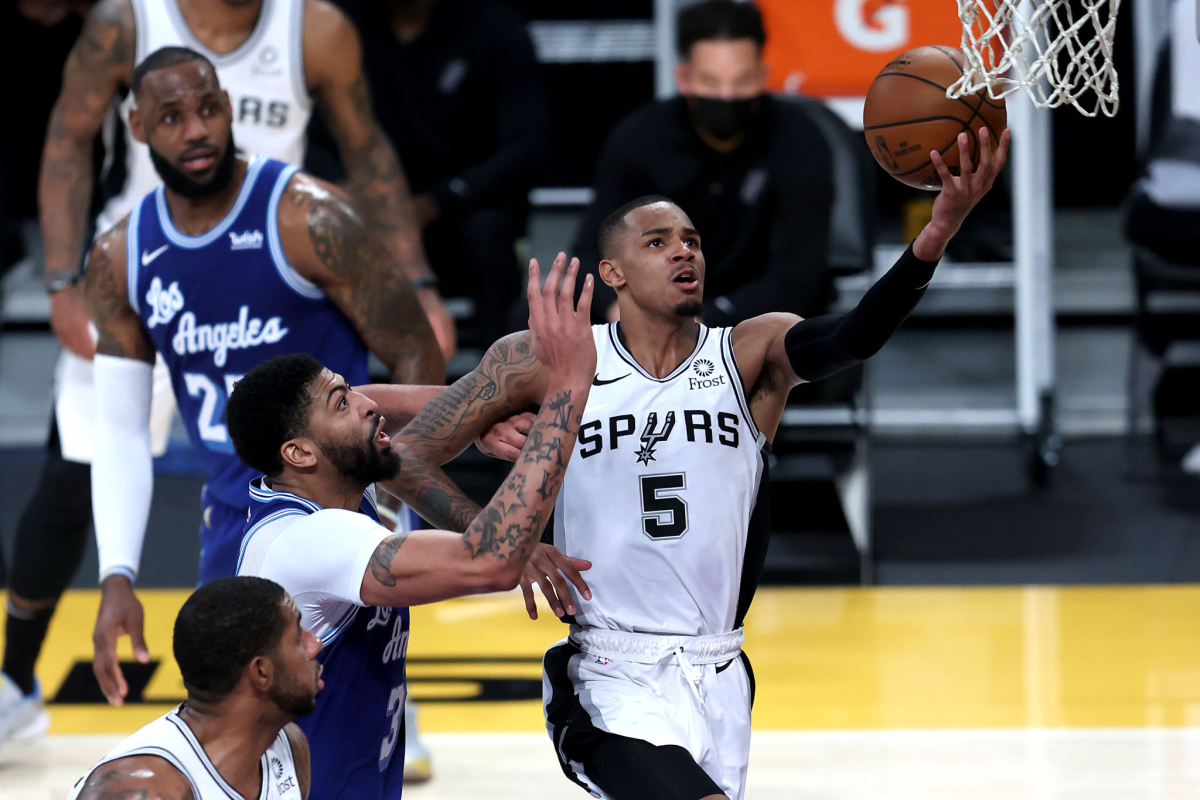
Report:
166,709,270,800
165,0,276,67
249,477,323,514
607,322,709,383
155,156,267,250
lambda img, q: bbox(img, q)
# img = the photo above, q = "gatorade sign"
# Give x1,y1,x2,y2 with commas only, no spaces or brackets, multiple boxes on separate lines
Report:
759,0,963,96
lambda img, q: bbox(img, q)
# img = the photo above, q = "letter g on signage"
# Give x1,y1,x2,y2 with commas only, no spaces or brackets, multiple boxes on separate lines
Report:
835,0,909,52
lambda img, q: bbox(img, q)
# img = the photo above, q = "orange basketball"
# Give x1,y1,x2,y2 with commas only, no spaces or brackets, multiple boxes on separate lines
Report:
862,45,1007,190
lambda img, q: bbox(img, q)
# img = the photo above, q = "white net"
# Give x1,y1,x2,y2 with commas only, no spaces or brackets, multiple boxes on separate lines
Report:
946,0,1122,116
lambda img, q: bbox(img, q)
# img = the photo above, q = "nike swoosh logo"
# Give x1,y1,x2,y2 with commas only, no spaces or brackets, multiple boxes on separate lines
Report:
592,373,630,386
141,244,169,267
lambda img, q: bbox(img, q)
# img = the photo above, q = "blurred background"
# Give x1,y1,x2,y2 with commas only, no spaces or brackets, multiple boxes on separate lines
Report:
1,0,1199,796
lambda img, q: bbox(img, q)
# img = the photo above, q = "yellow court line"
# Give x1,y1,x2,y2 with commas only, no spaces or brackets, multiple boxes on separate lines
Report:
4,586,1199,735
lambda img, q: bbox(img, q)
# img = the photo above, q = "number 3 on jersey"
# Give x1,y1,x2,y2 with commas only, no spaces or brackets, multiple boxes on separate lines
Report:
640,472,689,539
182,373,243,453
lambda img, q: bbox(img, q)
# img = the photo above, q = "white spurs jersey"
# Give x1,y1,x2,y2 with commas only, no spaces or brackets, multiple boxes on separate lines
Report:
67,706,303,800
96,0,311,234
553,323,770,637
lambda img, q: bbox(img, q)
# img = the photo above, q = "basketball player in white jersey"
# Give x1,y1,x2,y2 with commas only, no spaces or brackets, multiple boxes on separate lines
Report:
0,0,451,760
69,576,320,800
387,130,1010,798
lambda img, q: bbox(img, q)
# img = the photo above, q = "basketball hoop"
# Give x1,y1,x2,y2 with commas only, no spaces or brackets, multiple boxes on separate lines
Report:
946,0,1122,116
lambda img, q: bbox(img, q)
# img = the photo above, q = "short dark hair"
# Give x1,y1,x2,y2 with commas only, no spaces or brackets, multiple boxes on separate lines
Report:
677,0,767,58
173,577,290,700
132,46,217,98
226,353,324,477
598,195,677,260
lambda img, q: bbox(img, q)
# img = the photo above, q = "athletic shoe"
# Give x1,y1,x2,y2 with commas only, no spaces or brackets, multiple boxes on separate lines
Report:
402,702,433,784
0,673,50,751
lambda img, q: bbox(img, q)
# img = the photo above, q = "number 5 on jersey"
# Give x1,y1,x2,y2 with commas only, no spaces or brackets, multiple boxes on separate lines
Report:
640,472,689,539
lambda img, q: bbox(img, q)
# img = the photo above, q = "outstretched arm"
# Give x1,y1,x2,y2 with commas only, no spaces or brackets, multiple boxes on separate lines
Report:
85,220,159,707
39,0,134,358
278,173,445,385
303,0,456,358
736,128,1011,440
379,255,578,531
361,258,595,607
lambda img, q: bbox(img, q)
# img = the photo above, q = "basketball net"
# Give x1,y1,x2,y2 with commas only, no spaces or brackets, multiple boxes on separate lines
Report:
946,0,1121,116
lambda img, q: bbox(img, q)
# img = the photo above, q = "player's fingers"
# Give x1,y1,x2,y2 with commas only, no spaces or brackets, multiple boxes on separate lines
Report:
977,127,992,179
513,411,536,434
956,132,972,181
535,573,564,617
130,623,151,664
94,644,127,706
520,579,538,620
577,274,595,320
994,129,1012,174
552,552,592,600
543,252,566,316
548,569,577,615
559,257,580,310
526,259,545,331
930,148,954,188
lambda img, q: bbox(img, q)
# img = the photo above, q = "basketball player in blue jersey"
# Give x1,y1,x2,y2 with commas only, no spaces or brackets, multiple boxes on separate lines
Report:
3,0,453,757
78,48,511,710
387,131,1010,798
224,255,596,800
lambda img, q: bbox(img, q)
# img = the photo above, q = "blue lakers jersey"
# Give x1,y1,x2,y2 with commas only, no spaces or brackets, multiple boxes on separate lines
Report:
240,479,410,800
126,156,370,509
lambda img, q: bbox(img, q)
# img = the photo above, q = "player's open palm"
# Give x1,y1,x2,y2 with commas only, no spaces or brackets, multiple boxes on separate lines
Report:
930,127,1011,234
527,252,596,387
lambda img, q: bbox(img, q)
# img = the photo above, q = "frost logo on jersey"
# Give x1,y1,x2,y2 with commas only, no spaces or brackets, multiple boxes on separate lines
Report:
229,230,265,250
171,305,289,367
145,277,184,328
272,756,284,779
689,358,727,390
271,755,296,795
634,411,675,466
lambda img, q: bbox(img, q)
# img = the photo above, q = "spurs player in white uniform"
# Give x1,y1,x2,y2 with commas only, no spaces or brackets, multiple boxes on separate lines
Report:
388,123,1008,800
69,577,320,800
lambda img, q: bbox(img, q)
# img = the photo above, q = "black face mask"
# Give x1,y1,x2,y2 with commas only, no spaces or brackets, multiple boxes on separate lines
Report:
687,95,764,143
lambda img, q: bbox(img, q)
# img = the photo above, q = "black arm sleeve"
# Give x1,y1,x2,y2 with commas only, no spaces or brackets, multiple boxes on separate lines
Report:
785,243,938,382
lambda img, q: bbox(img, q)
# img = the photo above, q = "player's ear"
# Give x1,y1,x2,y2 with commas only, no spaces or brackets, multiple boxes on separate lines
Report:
128,105,148,145
246,654,274,694
281,438,318,471
598,258,624,290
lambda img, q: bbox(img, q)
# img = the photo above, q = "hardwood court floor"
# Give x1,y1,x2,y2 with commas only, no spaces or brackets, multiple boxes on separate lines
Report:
1,586,1199,797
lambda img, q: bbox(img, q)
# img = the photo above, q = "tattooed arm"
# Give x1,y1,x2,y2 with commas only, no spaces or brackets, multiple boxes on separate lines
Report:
360,258,596,607
39,0,135,358
302,0,457,358
75,755,195,800
277,172,445,385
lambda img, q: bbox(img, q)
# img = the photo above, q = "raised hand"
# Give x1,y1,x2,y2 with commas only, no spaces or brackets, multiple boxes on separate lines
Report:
915,127,1011,261
527,252,596,390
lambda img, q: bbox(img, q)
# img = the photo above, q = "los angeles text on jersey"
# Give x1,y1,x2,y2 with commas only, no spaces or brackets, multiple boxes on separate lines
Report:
578,408,741,463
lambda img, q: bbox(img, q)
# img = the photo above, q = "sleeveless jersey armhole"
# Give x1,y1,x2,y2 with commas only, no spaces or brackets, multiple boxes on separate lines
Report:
125,200,142,313
719,327,763,442
265,166,324,300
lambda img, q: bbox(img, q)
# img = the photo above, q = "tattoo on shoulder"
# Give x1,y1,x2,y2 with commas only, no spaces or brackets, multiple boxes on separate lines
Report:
72,0,133,76
369,532,409,588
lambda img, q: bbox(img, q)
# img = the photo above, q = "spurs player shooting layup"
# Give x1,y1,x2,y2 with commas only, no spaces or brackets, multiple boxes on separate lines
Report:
387,125,1008,800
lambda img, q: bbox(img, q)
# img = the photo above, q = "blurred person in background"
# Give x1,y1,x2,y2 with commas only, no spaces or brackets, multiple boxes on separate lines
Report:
310,0,551,347
1124,0,1200,474
1,0,457,755
572,0,835,326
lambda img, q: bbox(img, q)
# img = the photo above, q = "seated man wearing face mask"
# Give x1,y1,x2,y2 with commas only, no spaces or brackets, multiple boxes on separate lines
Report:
572,0,835,325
